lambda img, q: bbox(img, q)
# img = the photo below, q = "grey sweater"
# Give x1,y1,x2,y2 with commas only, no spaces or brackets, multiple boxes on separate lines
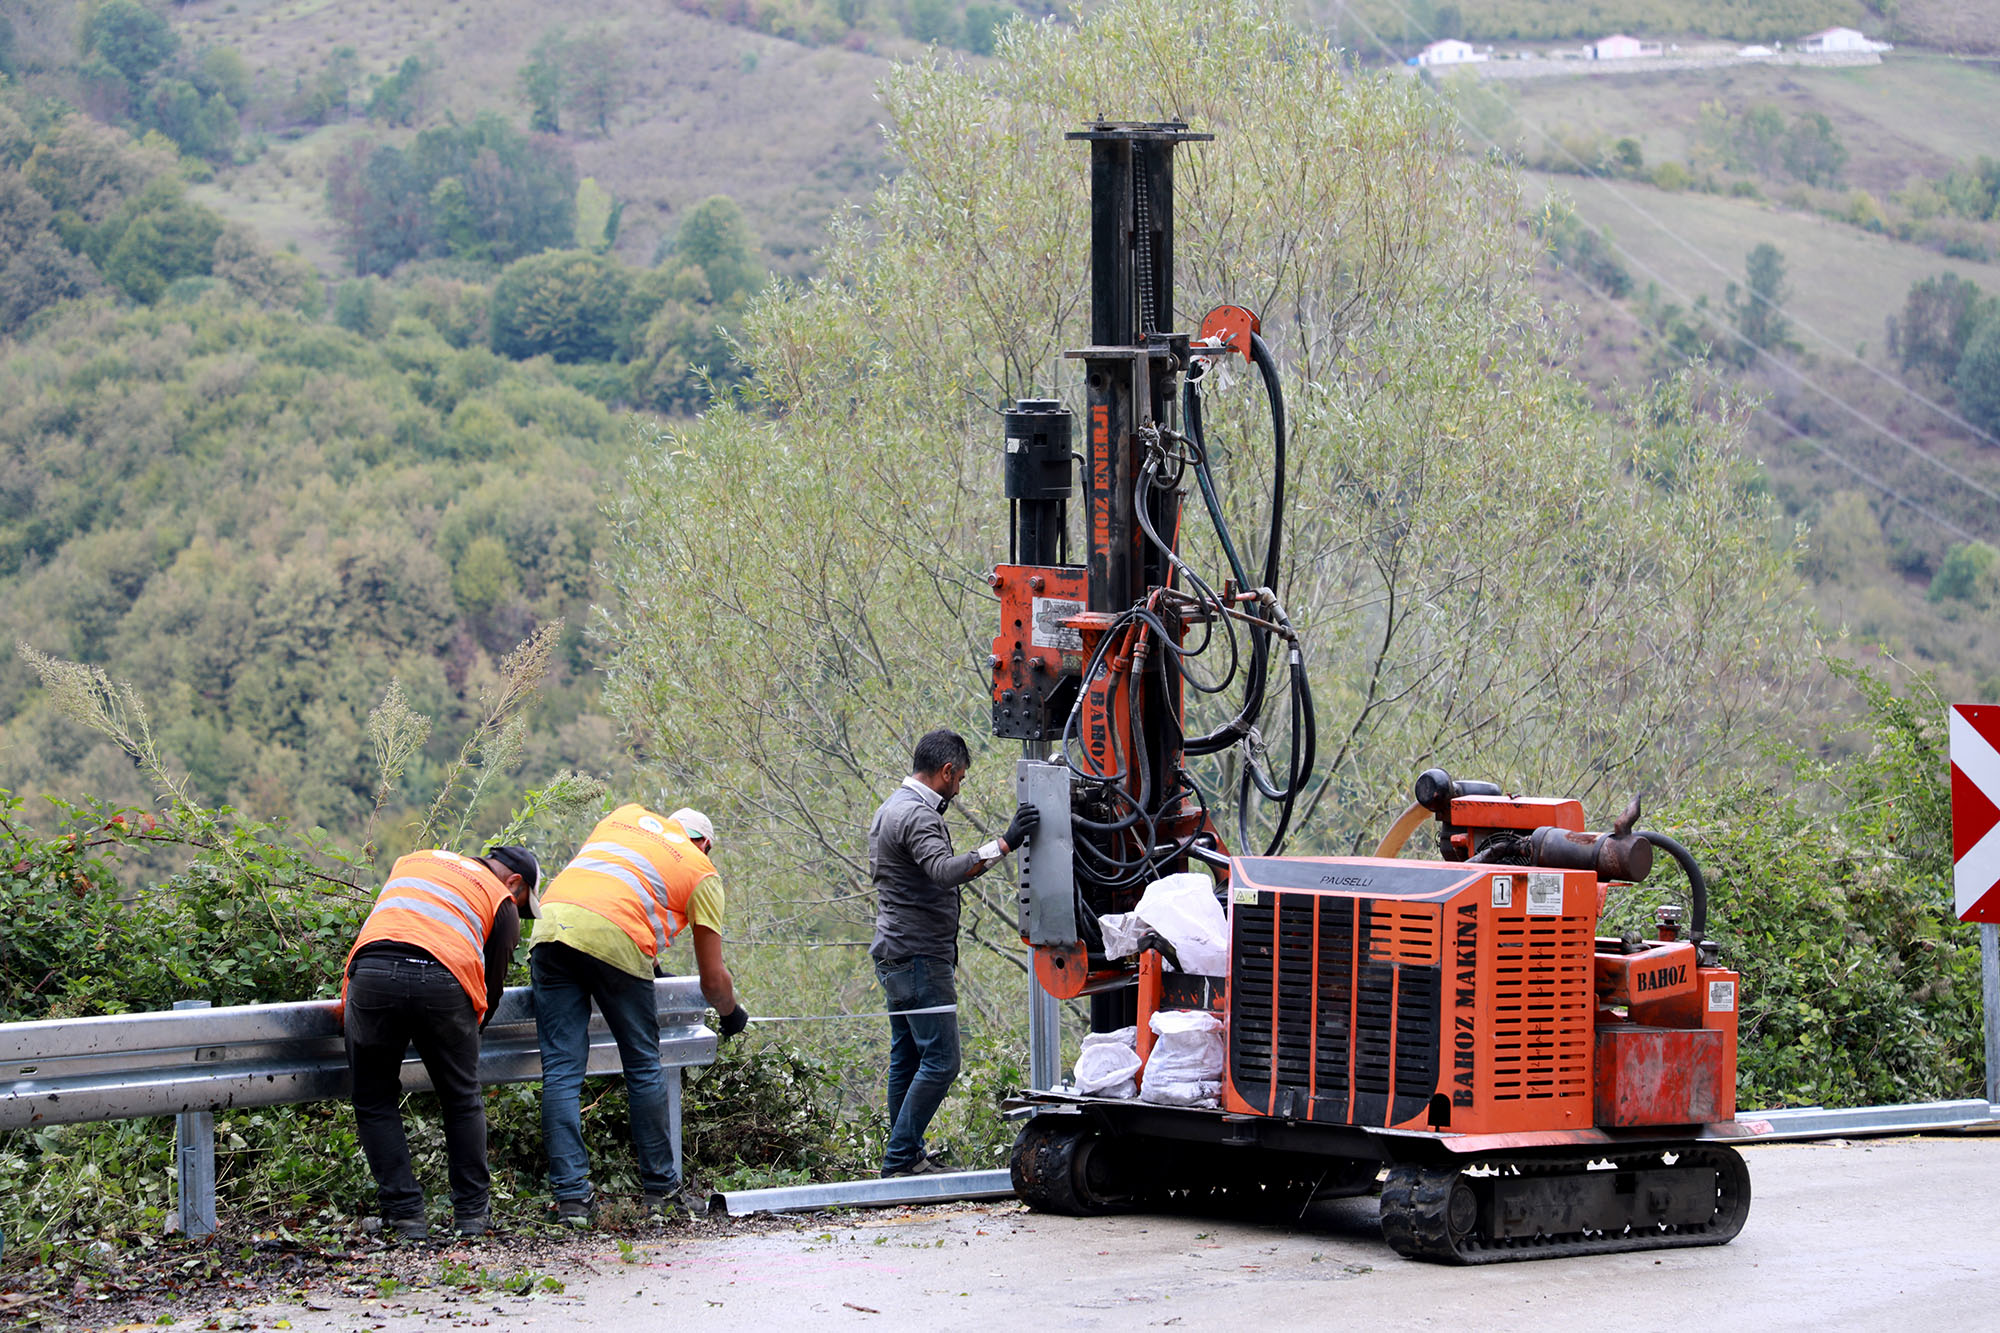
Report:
868,779,993,964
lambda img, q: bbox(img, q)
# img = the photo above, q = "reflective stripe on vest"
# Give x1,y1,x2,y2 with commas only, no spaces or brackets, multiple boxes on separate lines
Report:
346,851,510,1018
569,844,674,955
538,805,714,960
373,876,490,949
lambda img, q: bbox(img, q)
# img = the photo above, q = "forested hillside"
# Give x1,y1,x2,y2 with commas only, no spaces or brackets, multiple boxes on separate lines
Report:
0,0,1989,1275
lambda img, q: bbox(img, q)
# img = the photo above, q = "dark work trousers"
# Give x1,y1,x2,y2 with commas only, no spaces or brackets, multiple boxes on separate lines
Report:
344,954,489,1222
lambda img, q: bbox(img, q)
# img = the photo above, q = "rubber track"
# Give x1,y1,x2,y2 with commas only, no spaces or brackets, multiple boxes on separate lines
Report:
1379,1145,1751,1264
1011,1117,1107,1215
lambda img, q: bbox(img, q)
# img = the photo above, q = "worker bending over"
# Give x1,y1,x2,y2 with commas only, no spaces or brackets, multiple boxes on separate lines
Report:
530,802,748,1223
869,729,1039,1177
343,844,541,1240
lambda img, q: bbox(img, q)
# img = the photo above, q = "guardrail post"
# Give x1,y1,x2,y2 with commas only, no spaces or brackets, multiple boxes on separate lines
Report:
173,1000,217,1238
1983,923,1999,1108
666,1064,684,1179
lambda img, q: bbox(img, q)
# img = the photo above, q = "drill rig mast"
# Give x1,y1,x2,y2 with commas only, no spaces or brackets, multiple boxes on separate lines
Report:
993,124,1314,1027
991,123,1761,1263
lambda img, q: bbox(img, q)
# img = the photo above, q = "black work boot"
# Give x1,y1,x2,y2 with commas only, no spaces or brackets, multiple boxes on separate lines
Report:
362,1214,431,1242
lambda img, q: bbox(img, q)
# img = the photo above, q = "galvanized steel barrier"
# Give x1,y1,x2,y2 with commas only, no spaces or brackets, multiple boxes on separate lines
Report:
0,977,718,1237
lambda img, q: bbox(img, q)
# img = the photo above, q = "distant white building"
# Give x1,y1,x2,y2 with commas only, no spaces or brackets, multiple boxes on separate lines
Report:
1417,39,1487,67
1591,34,1663,59
1799,26,1891,53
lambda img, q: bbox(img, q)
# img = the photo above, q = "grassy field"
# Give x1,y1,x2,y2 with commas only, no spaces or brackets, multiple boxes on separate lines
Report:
1529,171,2000,356
1508,53,2000,194
172,0,898,275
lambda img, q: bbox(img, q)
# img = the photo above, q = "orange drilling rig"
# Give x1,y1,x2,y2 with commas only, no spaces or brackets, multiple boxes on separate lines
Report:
994,123,1756,1262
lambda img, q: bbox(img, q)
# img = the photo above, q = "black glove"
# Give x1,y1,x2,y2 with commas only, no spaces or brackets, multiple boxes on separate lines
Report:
719,1003,749,1039
1002,801,1041,850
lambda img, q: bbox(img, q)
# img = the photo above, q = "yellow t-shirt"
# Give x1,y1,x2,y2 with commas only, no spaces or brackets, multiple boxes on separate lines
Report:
530,876,726,980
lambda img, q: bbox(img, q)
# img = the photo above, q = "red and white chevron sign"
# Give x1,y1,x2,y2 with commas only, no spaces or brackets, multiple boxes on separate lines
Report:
1952,704,2000,923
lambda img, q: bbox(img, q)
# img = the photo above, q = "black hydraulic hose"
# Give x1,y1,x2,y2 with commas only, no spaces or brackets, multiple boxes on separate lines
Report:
1248,331,1287,593
1182,383,1254,590
1638,830,1708,945
1179,383,1270,757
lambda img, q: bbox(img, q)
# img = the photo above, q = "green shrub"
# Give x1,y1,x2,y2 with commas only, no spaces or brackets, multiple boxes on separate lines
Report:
489,249,631,363
1622,671,1980,1109
1927,540,1999,610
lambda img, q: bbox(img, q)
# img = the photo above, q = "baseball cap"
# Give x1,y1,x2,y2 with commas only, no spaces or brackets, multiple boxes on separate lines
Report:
669,808,715,849
486,844,542,918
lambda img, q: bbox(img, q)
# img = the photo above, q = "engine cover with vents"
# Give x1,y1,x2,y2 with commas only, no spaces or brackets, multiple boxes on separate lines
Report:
1223,855,1596,1135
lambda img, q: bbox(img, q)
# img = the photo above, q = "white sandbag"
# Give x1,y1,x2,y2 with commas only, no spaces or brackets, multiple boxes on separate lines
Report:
1137,1079,1221,1108
1095,873,1230,976
1073,1026,1142,1098
1140,1009,1225,1106
1095,910,1146,960
1136,873,1230,975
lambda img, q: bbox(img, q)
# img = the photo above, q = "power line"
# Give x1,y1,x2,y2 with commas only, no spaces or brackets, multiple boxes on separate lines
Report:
1335,5,1995,541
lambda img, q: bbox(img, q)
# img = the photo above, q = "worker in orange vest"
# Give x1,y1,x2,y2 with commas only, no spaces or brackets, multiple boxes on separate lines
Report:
529,803,747,1225
343,845,541,1241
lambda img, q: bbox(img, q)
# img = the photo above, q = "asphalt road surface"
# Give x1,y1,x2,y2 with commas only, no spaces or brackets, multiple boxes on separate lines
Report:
202,1134,2000,1331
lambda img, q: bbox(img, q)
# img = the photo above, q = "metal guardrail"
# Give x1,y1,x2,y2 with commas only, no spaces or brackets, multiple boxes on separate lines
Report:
706,1099,2000,1219
713,1169,1017,1216
1737,1099,2000,1140
0,977,719,1236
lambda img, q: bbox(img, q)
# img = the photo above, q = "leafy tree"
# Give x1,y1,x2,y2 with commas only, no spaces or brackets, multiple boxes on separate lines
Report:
1781,110,1846,188
331,276,394,336
452,535,520,615
21,117,168,222
289,45,359,126
1927,541,1999,610
1726,242,1795,358
1894,273,1994,384
489,249,632,362
80,0,178,88
1733,103,1786,175
574,176,620,253
905,0,959,43
562,26,630,137
1952,314,2000,438
88,178,225,303
210,225,323,314
141,76,237,161
1941,156,2000,222
517,27,568,134
323,140,429,276
325,116,576,275
0,16,17,79
964,3,1016,55
408,114,576,262
1802,490,1886,583
367,54,432,127
599,0,1811,987
195,46,252,110
668,194,759,303
1540,208,1631,298
0,230,101,333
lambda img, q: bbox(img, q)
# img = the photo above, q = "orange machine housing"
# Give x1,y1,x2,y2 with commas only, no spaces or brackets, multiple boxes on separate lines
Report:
1217,852,1737,1135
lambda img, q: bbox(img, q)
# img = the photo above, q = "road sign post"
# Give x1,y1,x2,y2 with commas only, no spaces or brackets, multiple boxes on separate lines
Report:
1949,705,2000,1106
1985,923,1999,1107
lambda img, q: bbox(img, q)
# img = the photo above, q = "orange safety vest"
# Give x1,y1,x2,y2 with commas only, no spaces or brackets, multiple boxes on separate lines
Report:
540,804,716,960
346,850,514,1019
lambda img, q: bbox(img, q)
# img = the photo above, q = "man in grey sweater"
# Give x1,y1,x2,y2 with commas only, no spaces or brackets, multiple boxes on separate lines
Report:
869,729,1039,1177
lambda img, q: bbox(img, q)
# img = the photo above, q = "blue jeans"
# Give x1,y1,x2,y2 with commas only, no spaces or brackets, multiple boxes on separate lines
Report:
530,942,679,1201
876,954,960,1174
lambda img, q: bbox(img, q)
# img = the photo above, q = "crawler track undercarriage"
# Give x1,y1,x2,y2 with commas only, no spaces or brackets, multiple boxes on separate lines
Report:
1008,1106,1751,1265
